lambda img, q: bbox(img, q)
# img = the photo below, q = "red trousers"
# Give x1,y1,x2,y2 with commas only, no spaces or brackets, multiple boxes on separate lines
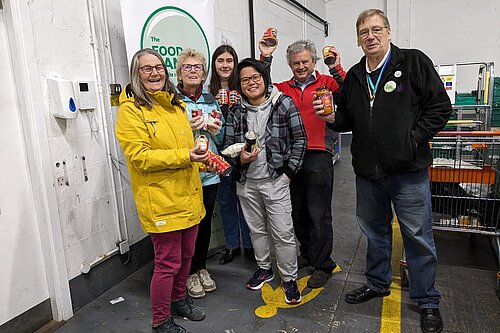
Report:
150,225,198,325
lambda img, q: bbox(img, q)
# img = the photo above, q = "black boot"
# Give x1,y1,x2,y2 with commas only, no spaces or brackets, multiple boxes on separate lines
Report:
420,308,443,333
219,248,241,265
244,248,255,261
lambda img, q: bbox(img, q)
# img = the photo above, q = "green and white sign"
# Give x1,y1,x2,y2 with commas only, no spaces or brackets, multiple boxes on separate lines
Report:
121,0,215,85
141,7,210,83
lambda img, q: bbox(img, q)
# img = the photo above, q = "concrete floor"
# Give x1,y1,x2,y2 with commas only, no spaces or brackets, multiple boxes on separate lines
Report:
56,137,500,333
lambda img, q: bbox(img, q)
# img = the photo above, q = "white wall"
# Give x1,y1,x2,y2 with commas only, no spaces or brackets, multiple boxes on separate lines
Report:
327,0,500,92
0,10,49,325
28,0,122,280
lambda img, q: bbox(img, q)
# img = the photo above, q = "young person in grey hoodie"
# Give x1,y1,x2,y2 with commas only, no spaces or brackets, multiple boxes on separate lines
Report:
223,58,307,304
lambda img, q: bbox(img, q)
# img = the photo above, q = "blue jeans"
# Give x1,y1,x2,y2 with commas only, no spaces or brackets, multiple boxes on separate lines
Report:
356,169,440,308
218,174,252,249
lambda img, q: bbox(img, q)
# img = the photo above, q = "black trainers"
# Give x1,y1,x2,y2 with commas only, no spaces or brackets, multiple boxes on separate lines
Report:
171,296,206,321
282,280,302,304
152,317,187,333
246,268,274,290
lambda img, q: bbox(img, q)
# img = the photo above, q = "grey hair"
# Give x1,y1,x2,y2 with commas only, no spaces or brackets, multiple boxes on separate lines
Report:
129,48,180,109
176,48,207,83
356,9,391,35
285,39,318,66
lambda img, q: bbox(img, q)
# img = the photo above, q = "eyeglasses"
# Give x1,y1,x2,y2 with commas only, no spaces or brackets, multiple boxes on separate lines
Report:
240,73,262,85
358,26,388,40
181,64,204,72
139,65,165,74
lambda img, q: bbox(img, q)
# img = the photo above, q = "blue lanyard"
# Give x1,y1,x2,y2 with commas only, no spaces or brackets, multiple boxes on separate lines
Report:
366,52,392,102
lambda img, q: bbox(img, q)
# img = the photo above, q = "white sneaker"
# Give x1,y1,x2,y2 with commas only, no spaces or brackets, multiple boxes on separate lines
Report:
187,274,205,298
197,269,216,292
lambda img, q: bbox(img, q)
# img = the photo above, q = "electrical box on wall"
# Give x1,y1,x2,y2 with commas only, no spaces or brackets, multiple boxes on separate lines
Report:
74,80,98,110
48,78,78,119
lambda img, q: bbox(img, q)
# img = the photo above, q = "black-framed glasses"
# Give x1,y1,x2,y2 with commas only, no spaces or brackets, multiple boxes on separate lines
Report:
139,65,165,74
358,26,388,40
181,64,204,72
240,73,262,85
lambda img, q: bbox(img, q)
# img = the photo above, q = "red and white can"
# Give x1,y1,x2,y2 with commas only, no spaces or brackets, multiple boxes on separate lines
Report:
208,109,222,126
229,90,240,105
195,135,209,153
211,110,222,120
216,89,229,105
263,27,278,47
191,109,202,118
207,150,232,176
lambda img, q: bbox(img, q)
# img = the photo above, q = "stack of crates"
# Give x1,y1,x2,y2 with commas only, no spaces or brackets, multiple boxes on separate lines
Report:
445,92,476,129
455,93,477,106
493,77,500,128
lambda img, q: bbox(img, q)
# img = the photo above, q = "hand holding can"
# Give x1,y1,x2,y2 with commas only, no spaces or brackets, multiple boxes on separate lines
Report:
229,90,240,105
315,86,333,115
216,89,229,105
208,110,222,126
244,131,258,152
322,46,338,65
262,27,278,47
195,135,209,153
207,150,232,176
190,109,205,130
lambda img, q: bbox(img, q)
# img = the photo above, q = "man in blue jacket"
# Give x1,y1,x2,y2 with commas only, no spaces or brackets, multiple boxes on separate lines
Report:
314,8,451,333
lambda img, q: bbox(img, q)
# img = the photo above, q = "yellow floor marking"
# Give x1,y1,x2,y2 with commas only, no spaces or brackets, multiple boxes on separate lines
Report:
255,266,342,318
380,217,403,333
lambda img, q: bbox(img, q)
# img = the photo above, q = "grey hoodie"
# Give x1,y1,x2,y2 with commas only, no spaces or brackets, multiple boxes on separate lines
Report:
240,87,281,180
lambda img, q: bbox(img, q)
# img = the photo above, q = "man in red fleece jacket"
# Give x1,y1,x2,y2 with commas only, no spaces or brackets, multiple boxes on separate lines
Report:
260,38,346,288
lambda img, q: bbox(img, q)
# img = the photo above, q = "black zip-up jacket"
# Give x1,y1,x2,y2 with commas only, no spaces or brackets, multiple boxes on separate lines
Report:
332,44,452,179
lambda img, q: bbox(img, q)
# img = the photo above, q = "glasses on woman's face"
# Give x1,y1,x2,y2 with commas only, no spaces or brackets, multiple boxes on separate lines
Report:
181,64,204,72
139,65,165,74
240,73,262,86
358,26,387,40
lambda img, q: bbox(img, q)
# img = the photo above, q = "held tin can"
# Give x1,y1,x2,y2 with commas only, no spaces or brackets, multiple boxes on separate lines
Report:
207,151,232,176
191,109,202,118
315,86,333,115
195,135,209,153
216,89,229,105
245,131,258,153
229,90,240,105
208,110,222,126
263,27,278,47
322,46,337,65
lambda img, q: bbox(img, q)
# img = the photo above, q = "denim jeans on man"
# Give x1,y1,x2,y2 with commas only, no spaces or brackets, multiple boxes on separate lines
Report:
218,173,252,250
356,168,440,308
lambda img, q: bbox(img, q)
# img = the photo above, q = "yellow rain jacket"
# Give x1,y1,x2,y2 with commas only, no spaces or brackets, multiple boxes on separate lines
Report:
115,84,205,233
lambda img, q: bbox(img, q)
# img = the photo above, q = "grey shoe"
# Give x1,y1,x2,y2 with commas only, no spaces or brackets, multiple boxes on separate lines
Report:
152,317,187,333
171,296,206,321
186,274,205,298
198,269,216,292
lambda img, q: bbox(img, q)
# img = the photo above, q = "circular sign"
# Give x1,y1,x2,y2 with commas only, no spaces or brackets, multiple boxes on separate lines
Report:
141,6,210,84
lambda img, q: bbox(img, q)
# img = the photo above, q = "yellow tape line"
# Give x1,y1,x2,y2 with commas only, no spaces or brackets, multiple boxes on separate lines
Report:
380,217,403,333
